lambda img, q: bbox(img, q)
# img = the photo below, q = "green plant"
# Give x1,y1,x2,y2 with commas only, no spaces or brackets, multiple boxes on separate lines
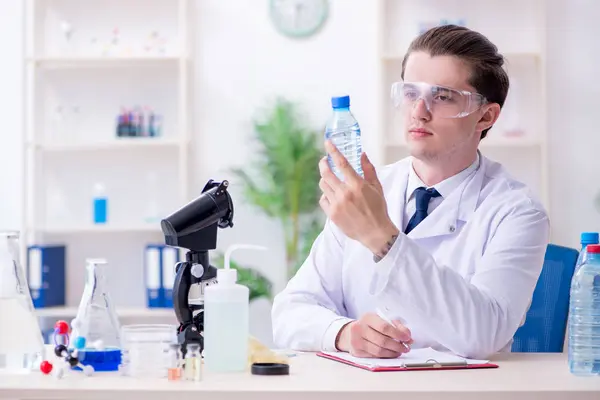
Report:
232,98,324,280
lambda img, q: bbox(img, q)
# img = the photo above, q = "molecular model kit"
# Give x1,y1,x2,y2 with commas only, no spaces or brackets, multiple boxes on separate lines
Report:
39,320,96,379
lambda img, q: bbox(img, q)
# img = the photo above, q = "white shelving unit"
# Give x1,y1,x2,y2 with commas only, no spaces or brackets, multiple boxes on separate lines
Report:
35,306,176,320
21,0,192,326
375,0,550,215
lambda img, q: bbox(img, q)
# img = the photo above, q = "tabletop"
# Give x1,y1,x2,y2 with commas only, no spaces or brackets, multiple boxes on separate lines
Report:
1,351,600,400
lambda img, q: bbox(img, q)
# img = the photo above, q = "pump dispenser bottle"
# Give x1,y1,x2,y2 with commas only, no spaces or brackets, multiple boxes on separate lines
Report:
203,244,266,373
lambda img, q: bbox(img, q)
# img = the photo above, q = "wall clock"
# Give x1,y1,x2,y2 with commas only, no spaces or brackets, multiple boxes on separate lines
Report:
269,0,329,38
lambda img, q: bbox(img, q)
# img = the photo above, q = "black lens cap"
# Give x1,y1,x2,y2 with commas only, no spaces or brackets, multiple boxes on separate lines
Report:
251,363,290,376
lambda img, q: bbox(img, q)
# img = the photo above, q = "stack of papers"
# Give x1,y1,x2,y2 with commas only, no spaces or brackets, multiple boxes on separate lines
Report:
321,347,490,368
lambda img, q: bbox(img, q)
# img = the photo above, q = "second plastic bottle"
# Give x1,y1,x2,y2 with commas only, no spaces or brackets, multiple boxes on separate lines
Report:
569,244,600,376
575,232,599,274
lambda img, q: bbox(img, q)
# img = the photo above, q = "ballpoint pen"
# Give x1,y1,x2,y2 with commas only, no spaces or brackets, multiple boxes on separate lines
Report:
376,307,411,351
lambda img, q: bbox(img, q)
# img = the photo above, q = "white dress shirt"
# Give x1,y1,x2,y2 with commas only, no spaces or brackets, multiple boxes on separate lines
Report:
403,155,480,231
271,153,550,359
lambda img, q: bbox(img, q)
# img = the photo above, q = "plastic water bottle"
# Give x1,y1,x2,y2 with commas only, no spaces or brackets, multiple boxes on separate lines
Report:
568,244,600,376
325,95,363,180
575,232,599,274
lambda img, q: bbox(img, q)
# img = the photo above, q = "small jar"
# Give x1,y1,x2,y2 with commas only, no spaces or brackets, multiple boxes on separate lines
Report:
184,343,202,382
167,343,182,381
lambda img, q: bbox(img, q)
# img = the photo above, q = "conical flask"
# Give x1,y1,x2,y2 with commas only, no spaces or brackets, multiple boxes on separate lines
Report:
0,231,44,374
70,258,122,371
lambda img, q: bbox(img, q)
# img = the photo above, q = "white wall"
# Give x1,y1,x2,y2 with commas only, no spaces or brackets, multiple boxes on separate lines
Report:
0,0,23,231
546,0,600,249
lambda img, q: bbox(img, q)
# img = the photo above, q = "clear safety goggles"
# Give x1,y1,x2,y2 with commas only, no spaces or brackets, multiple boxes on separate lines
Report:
391,81,488,119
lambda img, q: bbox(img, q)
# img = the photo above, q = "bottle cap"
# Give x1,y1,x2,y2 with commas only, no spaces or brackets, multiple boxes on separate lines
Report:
216,268,237,285
581,232,599,245
587,244,600,254
251,363,290,376
331,95,350,109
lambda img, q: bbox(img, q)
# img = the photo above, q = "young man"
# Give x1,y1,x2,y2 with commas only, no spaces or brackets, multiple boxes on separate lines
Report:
271,25,550,360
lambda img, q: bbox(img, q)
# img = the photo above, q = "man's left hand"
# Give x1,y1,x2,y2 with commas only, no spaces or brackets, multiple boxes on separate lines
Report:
319,140,399,255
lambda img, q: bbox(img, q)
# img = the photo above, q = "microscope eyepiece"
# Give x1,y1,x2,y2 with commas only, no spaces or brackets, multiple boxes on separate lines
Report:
160,179,234,252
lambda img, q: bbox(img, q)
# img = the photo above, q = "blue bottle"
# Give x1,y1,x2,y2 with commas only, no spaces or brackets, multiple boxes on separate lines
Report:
568,244,600,376
93,183,107,224
325,95,363,180
575,232,599,274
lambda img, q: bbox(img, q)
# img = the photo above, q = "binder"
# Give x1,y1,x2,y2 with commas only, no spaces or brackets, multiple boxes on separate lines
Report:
317,347,498,372
144,245,162,308
27,245,66,308
161,246,180,308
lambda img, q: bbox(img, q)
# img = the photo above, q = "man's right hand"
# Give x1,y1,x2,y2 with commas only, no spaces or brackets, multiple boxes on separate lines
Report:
335,312,413,358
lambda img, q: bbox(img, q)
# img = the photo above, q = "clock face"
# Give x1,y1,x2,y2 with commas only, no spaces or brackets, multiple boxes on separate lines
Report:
270,0,329,38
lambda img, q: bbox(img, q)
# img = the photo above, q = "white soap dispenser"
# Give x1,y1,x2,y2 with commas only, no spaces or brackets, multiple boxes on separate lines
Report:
203,244,267,373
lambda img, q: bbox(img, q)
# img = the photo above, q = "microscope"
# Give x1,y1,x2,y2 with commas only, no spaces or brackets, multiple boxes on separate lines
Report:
160,179,234,356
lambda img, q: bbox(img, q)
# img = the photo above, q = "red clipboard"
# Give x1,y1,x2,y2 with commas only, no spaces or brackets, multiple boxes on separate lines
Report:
316,351,499,372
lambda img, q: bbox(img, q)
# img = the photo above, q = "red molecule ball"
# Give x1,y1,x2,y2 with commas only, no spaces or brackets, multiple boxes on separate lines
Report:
55,320,69,335
40,361,53,375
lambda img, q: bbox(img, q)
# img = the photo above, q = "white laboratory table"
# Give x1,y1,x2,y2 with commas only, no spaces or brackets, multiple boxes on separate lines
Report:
1,351,599,400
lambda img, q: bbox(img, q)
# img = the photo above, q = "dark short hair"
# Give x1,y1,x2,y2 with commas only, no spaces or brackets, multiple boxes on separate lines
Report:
401,25,509,139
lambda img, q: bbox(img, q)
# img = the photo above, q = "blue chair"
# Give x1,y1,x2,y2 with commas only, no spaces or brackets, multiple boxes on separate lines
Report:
511,244,579,352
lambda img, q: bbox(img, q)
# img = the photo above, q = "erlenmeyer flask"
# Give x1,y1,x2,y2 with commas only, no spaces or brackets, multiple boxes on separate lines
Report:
70,258,122,371
0,231,44,374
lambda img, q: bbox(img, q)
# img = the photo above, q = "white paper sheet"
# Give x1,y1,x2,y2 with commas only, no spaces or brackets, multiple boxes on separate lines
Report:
322,347,490,367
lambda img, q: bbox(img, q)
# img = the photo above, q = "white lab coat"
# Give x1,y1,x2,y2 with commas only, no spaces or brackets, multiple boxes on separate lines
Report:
271,153,550,359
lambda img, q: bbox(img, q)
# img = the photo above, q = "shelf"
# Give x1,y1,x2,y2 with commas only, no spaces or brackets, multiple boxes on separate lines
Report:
22,0,194,335
35,306,175,319
28,56,184,69
32,224,162,234
31,137,184,152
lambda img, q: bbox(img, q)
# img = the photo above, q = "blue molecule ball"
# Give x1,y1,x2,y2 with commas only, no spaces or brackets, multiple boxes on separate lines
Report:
74,336,87,350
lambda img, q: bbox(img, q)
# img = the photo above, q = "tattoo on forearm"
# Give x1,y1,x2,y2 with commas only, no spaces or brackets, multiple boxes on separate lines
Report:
373,234,398,263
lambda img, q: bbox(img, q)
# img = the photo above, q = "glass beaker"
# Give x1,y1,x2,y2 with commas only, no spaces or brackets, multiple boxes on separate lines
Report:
70,258,121,371
0,231,44,374
120,324,177,379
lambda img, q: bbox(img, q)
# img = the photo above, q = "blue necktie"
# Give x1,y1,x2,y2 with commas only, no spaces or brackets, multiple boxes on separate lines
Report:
404,187,441,234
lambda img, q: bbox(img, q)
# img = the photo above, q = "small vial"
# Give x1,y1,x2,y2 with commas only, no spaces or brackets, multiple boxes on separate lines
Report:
184,343,202,382
167,343,182,381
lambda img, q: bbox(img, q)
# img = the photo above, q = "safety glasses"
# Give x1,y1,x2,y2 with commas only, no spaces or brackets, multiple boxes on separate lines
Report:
391,81,488,119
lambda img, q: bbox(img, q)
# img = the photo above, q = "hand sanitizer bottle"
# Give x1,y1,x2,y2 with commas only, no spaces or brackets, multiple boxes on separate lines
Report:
203,244,266,373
